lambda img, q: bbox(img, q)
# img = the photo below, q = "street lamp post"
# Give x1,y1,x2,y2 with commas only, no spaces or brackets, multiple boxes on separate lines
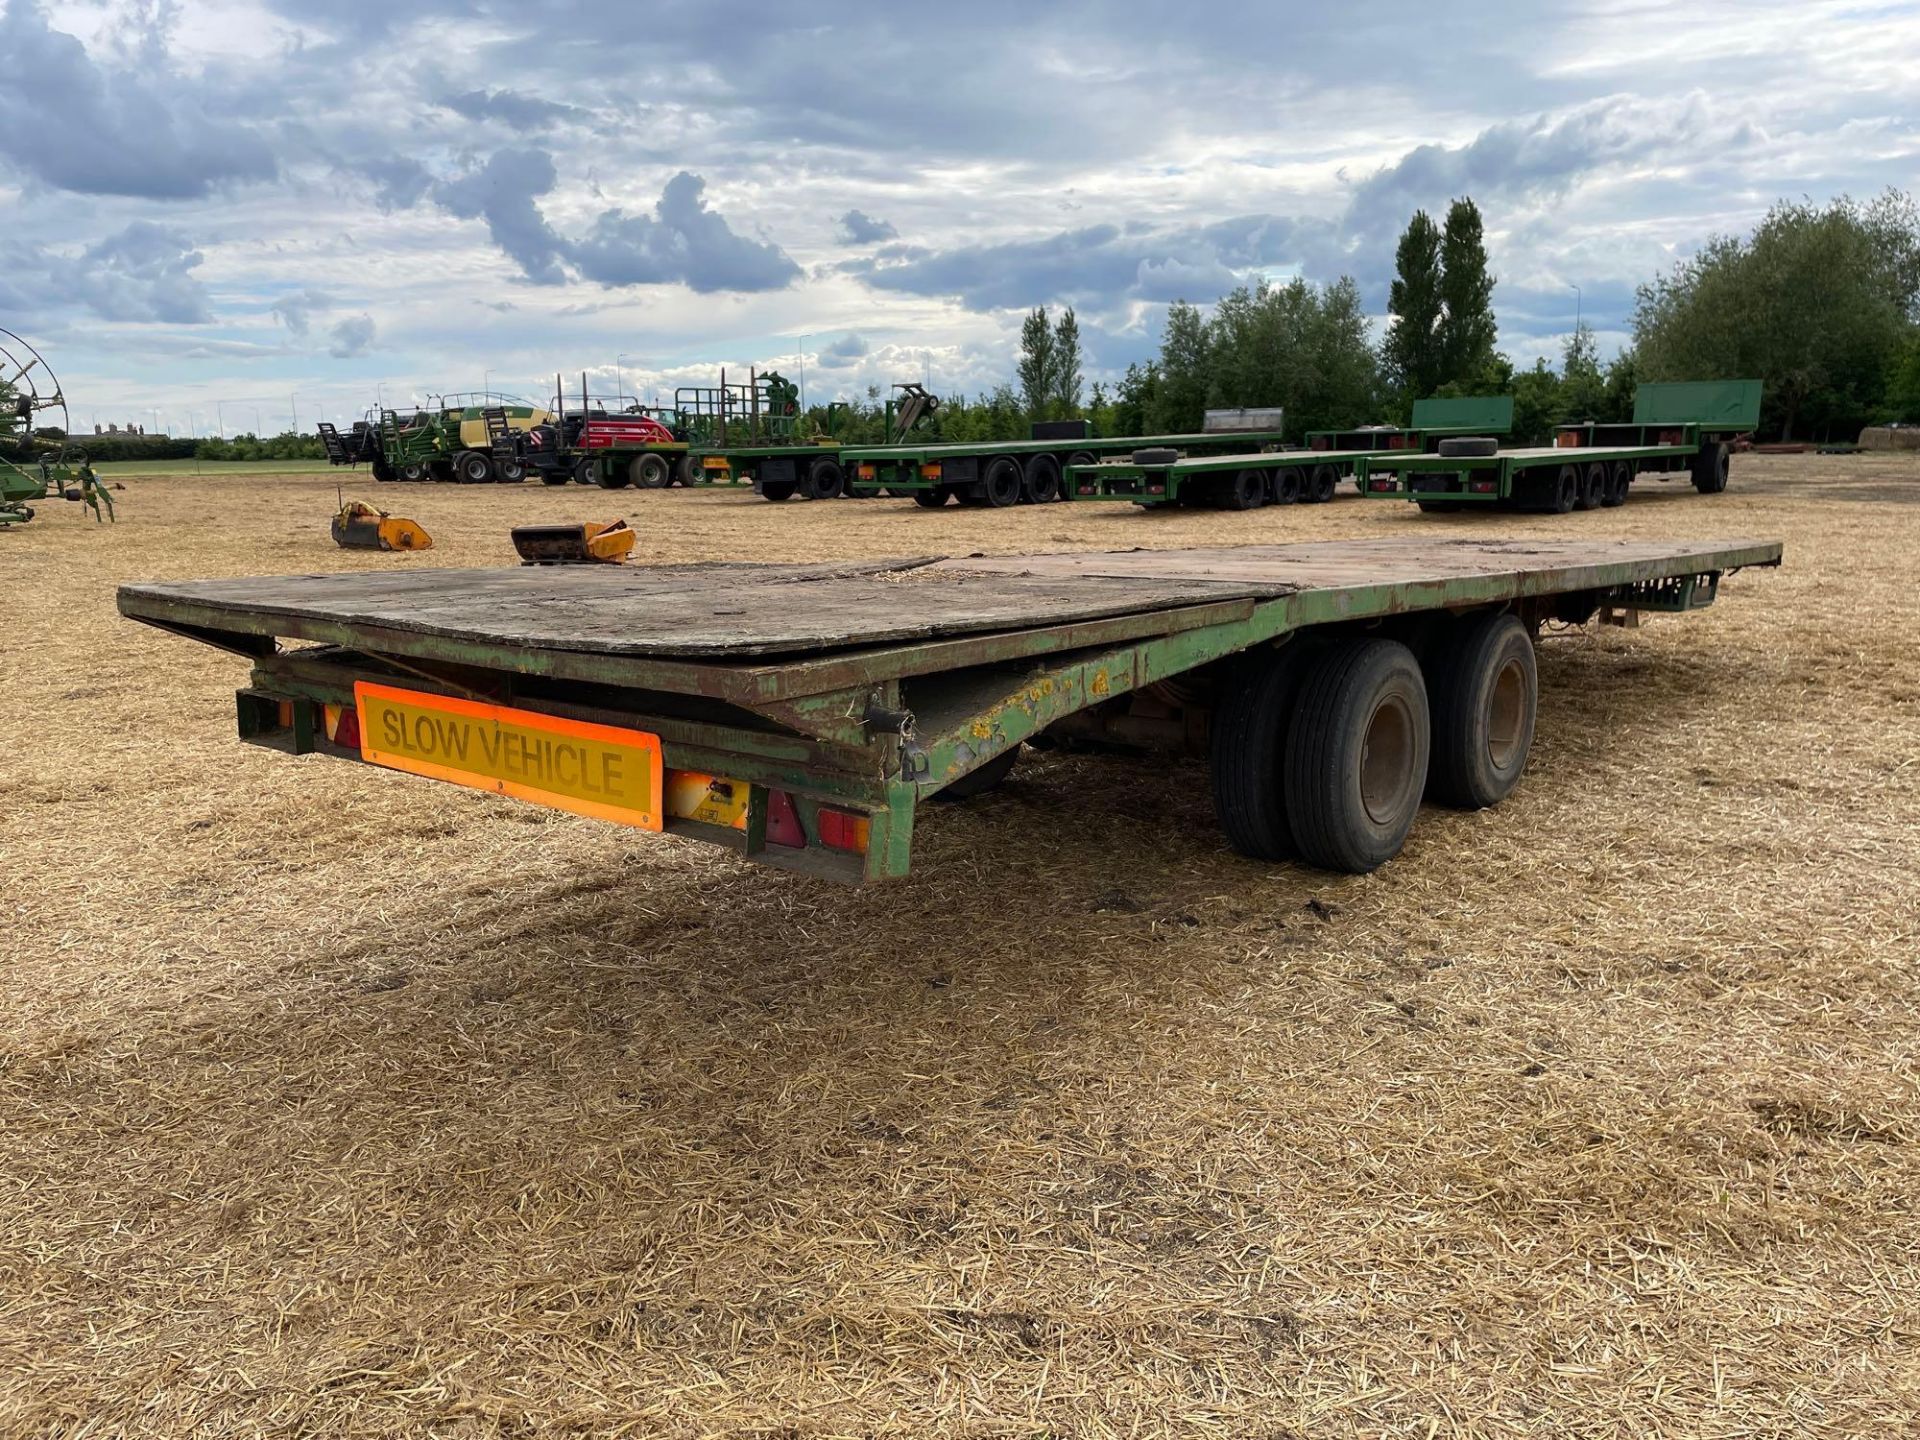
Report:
616,353,634,405
797,335,807,412
1570,283,1582,335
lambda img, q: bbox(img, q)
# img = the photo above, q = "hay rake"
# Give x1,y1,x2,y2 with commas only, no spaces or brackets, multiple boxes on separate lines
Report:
0,328,109,525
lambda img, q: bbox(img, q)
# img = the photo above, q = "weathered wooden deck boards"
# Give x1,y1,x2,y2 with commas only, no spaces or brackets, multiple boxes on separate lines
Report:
118,538,1780,661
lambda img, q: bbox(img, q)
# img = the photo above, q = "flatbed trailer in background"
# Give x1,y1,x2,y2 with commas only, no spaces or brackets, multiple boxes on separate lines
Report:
1361,381,1764,513
118,536,1781,884
681,372,946,501
1067,447,1371,508
843,415,1287,509
1303,395,1515,484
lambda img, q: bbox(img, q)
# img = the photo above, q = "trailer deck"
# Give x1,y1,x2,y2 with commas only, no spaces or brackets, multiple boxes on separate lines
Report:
119,536,1783,884
1068,448,1373,507
843,429,1287,506
1361,443,1700,511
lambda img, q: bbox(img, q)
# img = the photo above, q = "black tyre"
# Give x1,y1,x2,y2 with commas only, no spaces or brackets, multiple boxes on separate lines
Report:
634,453,671,488
400,463,426,482
1022,453,1061,504
1065,451,1097,497
1577,462,1606,512
806,457,846,500
1225,468,1268,511
936,747,1019,801
1603,460,1631,508
496,457,526,483
1547,465,1578,514
1308,464,1339,503
371,456,396,483
1425,613,1536,809
1132,447,1179,466
1437,436,1500,458
1283,640,1430,873
1273,467,1303,505
676,455,699,486
1210,645,1310,860
983,456,1023,507
760,480,797,502
573,457,597,486
454,451,492,483
428,460,455,483
1691,441,1729,494
912,487,949,508
596,462,630,490
539,468,570,487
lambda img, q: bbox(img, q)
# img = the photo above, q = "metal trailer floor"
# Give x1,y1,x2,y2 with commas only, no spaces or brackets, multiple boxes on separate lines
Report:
120,538,1783,666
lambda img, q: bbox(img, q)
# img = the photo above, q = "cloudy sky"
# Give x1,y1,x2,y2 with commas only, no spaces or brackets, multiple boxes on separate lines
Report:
2,0,1915,437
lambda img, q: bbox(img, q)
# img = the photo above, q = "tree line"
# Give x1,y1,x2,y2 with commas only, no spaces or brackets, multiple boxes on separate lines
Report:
821,188,1920,447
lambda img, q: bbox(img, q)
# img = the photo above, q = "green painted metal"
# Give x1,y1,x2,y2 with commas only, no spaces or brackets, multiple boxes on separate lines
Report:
1,328,79,525
1357,443,1695,504
1410,395,1515,432
119,539,1782,886
1632,380,1763,430
1066,448,1370,505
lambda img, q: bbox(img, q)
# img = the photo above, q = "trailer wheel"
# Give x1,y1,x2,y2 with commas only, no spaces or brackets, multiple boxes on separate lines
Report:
675,455,699,486
1065,451,1097,499
1425,613,1536,809
1577,462,1607,511
1308,464,1339,503
428,460,456,483
1545,465,1578,514
596,462,630,490
1022,453,1061,504
634,453,671,488
984,457,1023,507
371,456,396,483
912,487,950,508
496,457,526,483
1210,645,1311,860
936,746,1020,801
760,479,797,502
1225,468,1268,511
1273,468,1303,505
800,457,843,500
1283,640,1430,873
539,468,570,486
1691,441,1730,494
400,463,426,482
1604,461,1632,507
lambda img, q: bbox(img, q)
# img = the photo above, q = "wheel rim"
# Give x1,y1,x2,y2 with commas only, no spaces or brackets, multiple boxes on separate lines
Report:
1360,694,1416,824
1487,658,1526,770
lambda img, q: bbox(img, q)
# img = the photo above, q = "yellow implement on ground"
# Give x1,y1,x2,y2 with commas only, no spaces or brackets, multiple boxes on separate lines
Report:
510,518,635,565
331,500,433,552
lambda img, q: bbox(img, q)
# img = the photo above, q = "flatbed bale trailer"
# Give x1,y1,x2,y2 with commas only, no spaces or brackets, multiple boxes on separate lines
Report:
1303,394,1516,489
1361,380,1763,514
842,420,1288,509
117,536,1780,883
1066,447,1372,509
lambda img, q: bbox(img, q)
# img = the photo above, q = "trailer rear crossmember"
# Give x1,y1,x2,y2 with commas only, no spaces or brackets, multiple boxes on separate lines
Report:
118,537,1782,884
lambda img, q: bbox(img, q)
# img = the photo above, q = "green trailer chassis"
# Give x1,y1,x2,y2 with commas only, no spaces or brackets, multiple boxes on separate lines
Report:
118,537,1782,886
1360,439,1719,512
1067,448,1375,508
843,431,1288,507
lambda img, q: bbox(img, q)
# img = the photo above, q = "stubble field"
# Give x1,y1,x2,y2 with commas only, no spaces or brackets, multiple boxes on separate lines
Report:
2,455,1917,1437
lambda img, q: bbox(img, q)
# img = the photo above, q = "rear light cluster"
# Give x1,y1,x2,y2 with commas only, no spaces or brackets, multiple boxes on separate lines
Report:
1469,478,1498,493
920,463,943,481
764,788,869,855
322,702,361,749
1368,477,1399,493
857,464,877,481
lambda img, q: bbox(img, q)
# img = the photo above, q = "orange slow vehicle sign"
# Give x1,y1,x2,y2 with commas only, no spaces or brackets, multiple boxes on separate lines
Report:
354,682,664,830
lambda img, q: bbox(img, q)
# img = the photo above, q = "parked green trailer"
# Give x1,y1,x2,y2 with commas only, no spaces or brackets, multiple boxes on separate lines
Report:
1360,381,1763,513
844,410,1288,508
679,370,937,501
1302,395,1515,477
118,535,1781,884
1066,446,1362,508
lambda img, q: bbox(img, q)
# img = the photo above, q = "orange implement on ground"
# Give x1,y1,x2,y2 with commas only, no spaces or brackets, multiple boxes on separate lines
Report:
331,500,432,552
510,518,636,565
